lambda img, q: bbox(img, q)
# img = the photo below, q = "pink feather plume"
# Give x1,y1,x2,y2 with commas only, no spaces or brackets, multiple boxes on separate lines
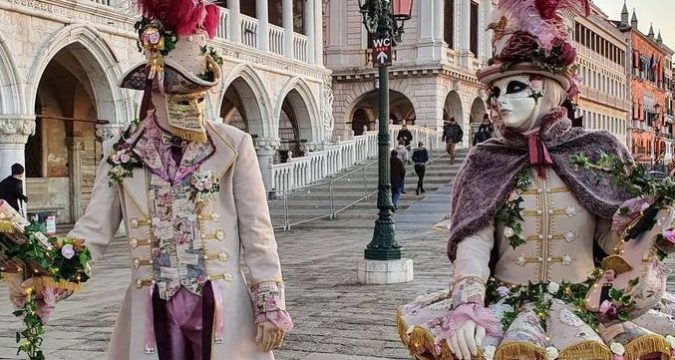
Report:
134,0,221,38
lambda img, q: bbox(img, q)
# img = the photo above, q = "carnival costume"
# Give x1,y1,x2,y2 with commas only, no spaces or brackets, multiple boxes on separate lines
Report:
397,1,675,360
60,1,292,359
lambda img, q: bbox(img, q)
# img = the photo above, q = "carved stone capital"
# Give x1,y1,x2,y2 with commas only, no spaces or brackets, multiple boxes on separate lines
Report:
253,138,281,157
0,117,35,144
96,124,127,142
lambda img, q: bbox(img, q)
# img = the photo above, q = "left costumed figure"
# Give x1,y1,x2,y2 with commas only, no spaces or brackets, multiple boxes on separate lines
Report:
6,1,293,359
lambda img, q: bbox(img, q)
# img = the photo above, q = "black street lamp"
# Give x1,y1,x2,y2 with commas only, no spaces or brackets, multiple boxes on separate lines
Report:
358,0,413,261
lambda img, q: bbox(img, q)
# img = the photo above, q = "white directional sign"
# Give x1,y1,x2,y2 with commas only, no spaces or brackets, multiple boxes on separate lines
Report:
371,37,392,68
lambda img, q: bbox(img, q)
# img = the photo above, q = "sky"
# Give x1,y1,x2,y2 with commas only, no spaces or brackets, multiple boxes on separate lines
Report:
592,0,675,50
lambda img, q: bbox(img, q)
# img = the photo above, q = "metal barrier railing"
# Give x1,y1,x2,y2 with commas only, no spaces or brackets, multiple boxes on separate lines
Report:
271,142,447,231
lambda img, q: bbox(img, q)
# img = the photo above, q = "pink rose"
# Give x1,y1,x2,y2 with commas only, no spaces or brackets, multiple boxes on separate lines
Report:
61,244,75,260
599,300,613,314
203,179,213,190
559,42,576,66
664,229,675,244
194,181,205,191
499,31,539,61
120,153,130,163
111,154,121,164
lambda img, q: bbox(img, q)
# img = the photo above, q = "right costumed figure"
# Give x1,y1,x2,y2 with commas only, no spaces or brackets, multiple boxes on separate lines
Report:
397,1,675,359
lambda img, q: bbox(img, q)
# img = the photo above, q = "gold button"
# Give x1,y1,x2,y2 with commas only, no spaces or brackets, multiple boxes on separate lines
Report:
547,257,552,262
538,234,544,240
130,239,139,248
547,235,553,240
131,218,139,228
536,210,543,215
537,257,543,261
215,231,225,240
548,209,554,215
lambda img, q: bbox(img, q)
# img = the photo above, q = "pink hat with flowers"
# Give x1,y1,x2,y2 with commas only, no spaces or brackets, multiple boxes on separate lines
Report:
118,0,223,95
477,0,590,97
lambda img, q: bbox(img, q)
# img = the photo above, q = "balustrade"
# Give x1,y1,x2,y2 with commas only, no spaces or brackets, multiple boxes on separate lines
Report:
268,24,285,55
269,126,443,195
293,33,308,62
240,14,258,48
217,8,230,39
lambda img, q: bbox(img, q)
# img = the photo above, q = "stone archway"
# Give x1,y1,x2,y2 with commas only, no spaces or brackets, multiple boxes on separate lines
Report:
220,77,265,137
443,91,463,125
26,42,111,224
352,108,370,136
278,89,312,161
350,90,416,127
469,97,487,144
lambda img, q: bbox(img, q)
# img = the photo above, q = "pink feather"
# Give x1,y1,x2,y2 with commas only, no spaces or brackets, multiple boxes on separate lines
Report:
203,4,221,39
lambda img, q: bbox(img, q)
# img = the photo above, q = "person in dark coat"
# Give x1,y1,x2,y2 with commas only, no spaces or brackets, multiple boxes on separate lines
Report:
396,124,414,148
0,163,28,213
390,150,406,211
472,114,494,145
411,141,429,195
442,117,463,163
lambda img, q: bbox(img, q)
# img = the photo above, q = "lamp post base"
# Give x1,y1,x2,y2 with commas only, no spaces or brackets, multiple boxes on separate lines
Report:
356,258,414,285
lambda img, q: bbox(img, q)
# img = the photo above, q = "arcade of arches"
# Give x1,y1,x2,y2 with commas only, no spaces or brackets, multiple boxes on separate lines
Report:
220,78,312,163
349,90,416,136
25,44,102,223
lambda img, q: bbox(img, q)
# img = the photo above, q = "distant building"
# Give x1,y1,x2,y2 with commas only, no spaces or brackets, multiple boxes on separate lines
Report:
571,4,631,145
325,0,495,143
614,4,674,164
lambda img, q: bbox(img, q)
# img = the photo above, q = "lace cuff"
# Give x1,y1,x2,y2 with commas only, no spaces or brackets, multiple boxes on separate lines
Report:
255,310,294,332
436,303,503,344
451,276,486,308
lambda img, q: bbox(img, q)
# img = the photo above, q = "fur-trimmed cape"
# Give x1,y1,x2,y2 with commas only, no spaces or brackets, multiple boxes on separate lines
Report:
447,108,633,262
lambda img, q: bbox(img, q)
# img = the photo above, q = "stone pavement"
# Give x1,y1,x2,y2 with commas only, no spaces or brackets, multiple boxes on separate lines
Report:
0,180,456,360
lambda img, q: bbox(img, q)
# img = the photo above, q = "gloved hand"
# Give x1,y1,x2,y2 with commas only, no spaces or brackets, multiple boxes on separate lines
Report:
448,319,486,360
255,321,285,352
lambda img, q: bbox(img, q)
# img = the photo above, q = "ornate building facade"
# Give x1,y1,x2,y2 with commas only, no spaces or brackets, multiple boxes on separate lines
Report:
571,4,631,146
615,4,674,164
325,0,495,141
0,0,329,223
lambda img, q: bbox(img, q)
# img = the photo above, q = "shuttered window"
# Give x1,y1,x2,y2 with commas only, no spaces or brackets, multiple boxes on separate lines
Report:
444,0,454,48
470,1,479,56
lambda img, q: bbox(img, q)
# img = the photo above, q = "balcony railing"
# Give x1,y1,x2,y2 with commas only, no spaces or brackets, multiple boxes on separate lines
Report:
293,33,308,62
268,24,284,55
217,8,230,40
240,14,258,48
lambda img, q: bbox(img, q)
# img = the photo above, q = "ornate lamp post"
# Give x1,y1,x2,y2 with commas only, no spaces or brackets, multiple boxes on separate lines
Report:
357,0,414,283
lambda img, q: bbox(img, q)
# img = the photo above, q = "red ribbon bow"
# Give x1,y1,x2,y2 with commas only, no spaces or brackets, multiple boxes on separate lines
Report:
528,133,553,178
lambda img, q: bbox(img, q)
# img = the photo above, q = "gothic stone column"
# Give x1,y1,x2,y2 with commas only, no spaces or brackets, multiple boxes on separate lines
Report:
0,116,35,179
253,138,281,193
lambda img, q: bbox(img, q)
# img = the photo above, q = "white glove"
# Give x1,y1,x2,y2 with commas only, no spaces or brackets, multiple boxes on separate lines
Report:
448,319,486,360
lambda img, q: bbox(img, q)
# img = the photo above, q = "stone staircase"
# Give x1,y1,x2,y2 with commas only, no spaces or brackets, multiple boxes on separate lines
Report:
268,149,468,230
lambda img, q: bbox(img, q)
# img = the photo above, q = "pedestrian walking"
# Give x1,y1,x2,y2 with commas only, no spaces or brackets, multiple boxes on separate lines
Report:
0,163,28,216
442,117,463,163
390,150,406,211
411,141,429,196
472,114,494,145
397,124,413,149
394,140,409,194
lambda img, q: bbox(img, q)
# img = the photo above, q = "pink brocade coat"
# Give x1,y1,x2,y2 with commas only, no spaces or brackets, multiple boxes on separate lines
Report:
68,121,283,360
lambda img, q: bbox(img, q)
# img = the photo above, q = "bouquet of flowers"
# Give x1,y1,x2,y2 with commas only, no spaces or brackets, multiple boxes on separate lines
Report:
0,200,92,360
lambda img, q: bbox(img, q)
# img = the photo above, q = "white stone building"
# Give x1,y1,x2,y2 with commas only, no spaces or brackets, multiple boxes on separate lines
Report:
0,0,329,224
325,0,494,141
570,3,631,146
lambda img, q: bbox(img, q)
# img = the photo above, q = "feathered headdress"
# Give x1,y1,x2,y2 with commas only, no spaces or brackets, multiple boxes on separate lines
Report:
134,0,221,38
478,0,590,95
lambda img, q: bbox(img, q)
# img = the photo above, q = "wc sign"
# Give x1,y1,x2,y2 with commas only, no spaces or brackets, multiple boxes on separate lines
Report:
371,36,392,67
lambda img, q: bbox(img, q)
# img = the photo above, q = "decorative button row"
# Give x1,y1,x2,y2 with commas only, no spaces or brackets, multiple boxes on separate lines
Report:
130,218,151,228
202,230,226,241
135,278,155,288
207,273,233,282
203,252,230,261
515,255,573,266
130,238,152,248
198,213,221,221
132,258,153,269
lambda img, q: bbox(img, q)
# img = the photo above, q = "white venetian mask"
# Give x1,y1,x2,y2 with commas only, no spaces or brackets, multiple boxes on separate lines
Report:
489,75,540,132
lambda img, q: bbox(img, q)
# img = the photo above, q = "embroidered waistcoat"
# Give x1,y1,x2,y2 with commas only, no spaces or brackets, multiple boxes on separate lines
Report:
494,168,608,285
148,172,209,299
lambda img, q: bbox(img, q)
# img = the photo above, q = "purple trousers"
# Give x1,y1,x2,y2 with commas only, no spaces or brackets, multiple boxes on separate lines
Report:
152,283,216,360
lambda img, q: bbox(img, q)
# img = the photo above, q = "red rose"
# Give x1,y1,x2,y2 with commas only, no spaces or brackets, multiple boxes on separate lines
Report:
559,42,576,66
499,32,539,61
